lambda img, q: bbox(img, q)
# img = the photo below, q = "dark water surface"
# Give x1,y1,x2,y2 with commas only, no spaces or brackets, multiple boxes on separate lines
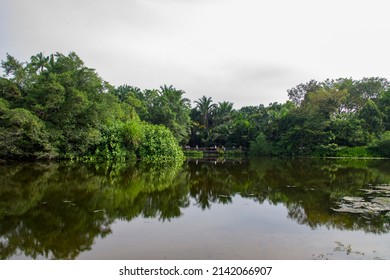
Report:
1,158,389,260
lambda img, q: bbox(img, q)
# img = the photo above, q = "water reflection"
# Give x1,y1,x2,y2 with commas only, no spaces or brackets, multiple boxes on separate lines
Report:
0,158,389,259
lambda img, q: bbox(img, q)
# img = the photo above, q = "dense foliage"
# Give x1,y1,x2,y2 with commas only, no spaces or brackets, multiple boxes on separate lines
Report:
189,79,389,158
1,52,389,160
138,124,184,162
0,52,183,161
248,78,390,157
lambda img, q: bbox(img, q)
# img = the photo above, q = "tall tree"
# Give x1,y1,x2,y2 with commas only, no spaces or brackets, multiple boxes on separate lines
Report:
137,85,191,145
358,99,384,137
157,85,191,145
213,101,234,126
30,52,49,73
377,90,390,131
1,54,27,87
287,79,320,106
194,95,216,129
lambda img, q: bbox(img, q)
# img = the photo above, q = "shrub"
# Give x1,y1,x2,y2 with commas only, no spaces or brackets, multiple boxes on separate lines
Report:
224,149,245,157
137,124,184,163
369,131,390,158
249,133,273,156
88,122,135,162
0,103,56,159
314,143,339,157
335,146,373,157
183,150,204,158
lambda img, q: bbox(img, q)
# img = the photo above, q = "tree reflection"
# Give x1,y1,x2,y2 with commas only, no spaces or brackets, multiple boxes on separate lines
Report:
0,158,389,259
0,161,188,259
186,158,389,233
247,158,390,233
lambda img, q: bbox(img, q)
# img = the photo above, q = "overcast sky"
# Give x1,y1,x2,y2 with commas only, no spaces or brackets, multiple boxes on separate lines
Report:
1,0,390,108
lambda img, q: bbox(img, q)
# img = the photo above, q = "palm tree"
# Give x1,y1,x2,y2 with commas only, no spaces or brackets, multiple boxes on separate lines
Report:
194,95,216,129
211,123,234,145
213,101,234,126
151,85,191,144
159,84,191,109
30,52,49,73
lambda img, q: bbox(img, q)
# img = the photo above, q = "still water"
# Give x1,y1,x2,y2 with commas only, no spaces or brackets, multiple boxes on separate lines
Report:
0,158,389,260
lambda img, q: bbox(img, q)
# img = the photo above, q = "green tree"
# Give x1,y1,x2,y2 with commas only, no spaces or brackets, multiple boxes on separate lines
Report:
157,85,191,145
190,96,217,147
0,99,55,159
330,114,369,147
213,101,234,126
132,85,191,145
275,88,347,155
0,77,23,105
210,122,234,146
1,52,137,159
301,87,348,118
369,131,390,158
359,99,384,137
229,111,255,147
193,95,216,129
1,54,28,88
250,132,273,156
377,90,390,131
287,79,320,106
113,85,145,112
30,52,49,73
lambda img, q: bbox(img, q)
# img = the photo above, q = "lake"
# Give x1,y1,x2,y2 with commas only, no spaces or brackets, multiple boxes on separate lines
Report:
0,158,389,260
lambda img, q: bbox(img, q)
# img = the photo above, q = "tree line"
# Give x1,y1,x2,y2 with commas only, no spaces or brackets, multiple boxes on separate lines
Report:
0,52,389,160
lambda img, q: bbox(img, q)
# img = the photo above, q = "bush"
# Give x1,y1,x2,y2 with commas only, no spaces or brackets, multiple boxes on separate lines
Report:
137,124,184,163
335,146,373,157
89,123,134,162
369,131,390,158
183,150,204,158
314,143,339,157
0,103,56,159
249,133,273,156
77,121,185,163
224,149,245,157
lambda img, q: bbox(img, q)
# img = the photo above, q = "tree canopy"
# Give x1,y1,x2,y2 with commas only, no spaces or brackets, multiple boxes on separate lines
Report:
0,52,184,161
1,52,389,160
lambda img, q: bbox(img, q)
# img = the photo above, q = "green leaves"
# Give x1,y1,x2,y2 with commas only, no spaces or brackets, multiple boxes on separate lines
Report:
0,52,191,162
2,51,389,160
138,124,184,163
359,99,384,137
369,131,390,158
194,95,216,129
115,84,192,145
0,102,55,159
